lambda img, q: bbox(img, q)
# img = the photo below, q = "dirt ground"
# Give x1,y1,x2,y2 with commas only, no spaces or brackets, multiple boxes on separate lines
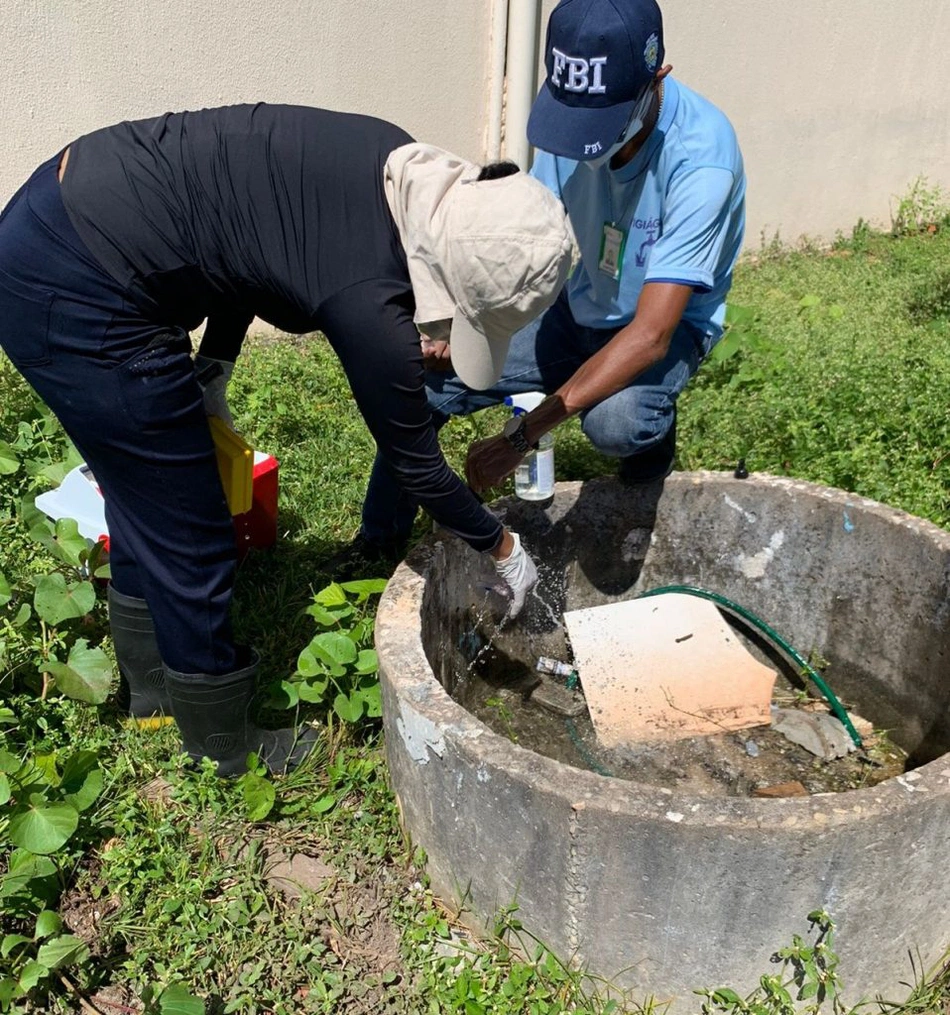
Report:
54,777,417,1015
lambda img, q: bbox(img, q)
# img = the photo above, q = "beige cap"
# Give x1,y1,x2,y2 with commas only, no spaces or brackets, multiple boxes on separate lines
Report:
384,144,575,390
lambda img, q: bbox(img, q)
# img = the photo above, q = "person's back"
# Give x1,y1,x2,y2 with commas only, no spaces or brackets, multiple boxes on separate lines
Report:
61,104,413,332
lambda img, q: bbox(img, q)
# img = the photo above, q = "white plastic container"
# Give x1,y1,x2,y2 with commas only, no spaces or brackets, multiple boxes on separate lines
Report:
504,392,554,501
34,465,107,541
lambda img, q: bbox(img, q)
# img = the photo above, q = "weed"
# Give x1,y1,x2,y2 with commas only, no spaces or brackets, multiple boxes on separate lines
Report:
484,695,518,742
835,217,873,254
890,177,950,236
699,911,845,1015
0,746,104,1011
287,578,387,724
679,219,950,524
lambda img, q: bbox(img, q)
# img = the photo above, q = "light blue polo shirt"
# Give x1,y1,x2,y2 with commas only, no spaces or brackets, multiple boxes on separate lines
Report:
531,77,745,342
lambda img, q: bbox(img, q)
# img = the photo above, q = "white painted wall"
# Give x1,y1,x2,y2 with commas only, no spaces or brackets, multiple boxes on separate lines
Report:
0,0,492,202
3,0,949,245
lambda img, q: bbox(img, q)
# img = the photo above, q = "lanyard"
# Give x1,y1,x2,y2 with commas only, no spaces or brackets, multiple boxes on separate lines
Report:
599,177,640,280
598,83,665,280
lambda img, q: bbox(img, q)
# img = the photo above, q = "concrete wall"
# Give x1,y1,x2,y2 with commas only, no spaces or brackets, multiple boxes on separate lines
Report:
3,0,949,246
0,0,492,203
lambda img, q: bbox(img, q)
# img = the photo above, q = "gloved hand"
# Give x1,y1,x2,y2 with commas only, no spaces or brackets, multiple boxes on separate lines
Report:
491,531,538,619
194,355,235,426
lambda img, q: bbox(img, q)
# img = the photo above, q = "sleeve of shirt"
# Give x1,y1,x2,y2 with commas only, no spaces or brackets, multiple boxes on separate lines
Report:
196,304,255,363
317,279,504,554
645,166,737,292
529,151,564,201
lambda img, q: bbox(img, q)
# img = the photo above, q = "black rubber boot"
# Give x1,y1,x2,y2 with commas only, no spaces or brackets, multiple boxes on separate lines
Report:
164,652,318,778
107,585,173,726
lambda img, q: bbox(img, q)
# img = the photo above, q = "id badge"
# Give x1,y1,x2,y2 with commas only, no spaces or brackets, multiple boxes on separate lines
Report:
598,223,627,280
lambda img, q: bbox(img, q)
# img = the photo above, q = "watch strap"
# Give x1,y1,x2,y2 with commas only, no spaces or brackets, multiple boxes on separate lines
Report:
503,416,537,454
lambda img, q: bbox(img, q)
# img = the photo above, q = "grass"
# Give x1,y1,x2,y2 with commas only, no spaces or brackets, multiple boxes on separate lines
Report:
676,220,950,523
3,205,950,1012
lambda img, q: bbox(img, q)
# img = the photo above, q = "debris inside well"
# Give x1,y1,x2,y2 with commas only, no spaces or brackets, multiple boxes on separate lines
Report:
452,596,909,797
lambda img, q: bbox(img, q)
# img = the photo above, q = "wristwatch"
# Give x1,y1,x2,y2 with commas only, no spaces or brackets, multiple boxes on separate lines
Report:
502,415,538,454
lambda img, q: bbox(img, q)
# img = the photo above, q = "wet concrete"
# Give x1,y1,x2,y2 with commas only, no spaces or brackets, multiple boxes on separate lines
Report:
376,473,950,1009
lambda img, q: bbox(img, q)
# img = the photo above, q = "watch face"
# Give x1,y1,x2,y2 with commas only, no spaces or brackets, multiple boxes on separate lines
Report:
503,415,531,452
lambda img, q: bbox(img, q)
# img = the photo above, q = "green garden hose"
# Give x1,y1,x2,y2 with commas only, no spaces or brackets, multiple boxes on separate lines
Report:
636,586,863,748
564,718,613,778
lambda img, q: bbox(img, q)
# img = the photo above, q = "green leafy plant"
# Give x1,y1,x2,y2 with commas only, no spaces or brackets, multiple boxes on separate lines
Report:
289,579,387,723
0,747,103,1012
0,400,81,505
699,910,846,1015
0,502,110,706
399,898,618,1015
238,753,277,822
484,696,518,743
0,397,111,711
705,304,779,391
141,981,206,1015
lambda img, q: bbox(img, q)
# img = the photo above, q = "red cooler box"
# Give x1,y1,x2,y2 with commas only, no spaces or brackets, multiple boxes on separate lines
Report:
234,452,280,557
34,453,279,560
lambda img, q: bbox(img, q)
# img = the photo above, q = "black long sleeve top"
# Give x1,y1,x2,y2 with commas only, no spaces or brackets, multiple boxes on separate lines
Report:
59,103,502,552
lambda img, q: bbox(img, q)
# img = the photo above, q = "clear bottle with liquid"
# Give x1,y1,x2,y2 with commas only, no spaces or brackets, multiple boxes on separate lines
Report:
505,392,554,501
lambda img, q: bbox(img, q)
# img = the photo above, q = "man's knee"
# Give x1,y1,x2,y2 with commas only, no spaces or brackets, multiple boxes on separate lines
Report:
581,395,675,458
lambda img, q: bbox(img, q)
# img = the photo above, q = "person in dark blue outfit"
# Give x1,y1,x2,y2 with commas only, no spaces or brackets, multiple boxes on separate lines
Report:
0,103,573,776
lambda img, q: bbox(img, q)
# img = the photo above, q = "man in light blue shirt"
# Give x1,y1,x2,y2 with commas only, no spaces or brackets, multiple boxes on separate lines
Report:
358,0,745,556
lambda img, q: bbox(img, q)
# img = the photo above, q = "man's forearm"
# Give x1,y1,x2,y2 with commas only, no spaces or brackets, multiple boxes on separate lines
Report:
555,322,670,413
521,281,692,446
519,321,669,447
461,327,666,493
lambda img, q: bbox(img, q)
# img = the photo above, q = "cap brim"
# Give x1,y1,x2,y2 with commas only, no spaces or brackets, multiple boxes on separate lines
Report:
527,84,635,162
449,308,512,392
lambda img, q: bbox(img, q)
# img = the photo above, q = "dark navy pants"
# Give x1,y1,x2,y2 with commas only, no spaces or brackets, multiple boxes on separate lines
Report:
0,155,238,675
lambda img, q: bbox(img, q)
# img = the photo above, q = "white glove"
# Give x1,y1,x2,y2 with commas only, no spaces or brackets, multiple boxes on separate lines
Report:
194,355,235,426
491,532,538,619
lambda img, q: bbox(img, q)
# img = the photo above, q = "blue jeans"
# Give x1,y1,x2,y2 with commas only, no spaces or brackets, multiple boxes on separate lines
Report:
361,290,714,544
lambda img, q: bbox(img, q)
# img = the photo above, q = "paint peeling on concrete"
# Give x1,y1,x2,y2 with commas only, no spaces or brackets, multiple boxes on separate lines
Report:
476,765,491,783
396,704,446,764
735,530,786,579
843,509,855,533
897,775,927,793
723,494,757,524
666,811,685,823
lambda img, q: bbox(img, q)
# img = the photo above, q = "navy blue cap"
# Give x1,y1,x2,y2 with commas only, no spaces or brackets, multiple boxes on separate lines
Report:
527,0,664,161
